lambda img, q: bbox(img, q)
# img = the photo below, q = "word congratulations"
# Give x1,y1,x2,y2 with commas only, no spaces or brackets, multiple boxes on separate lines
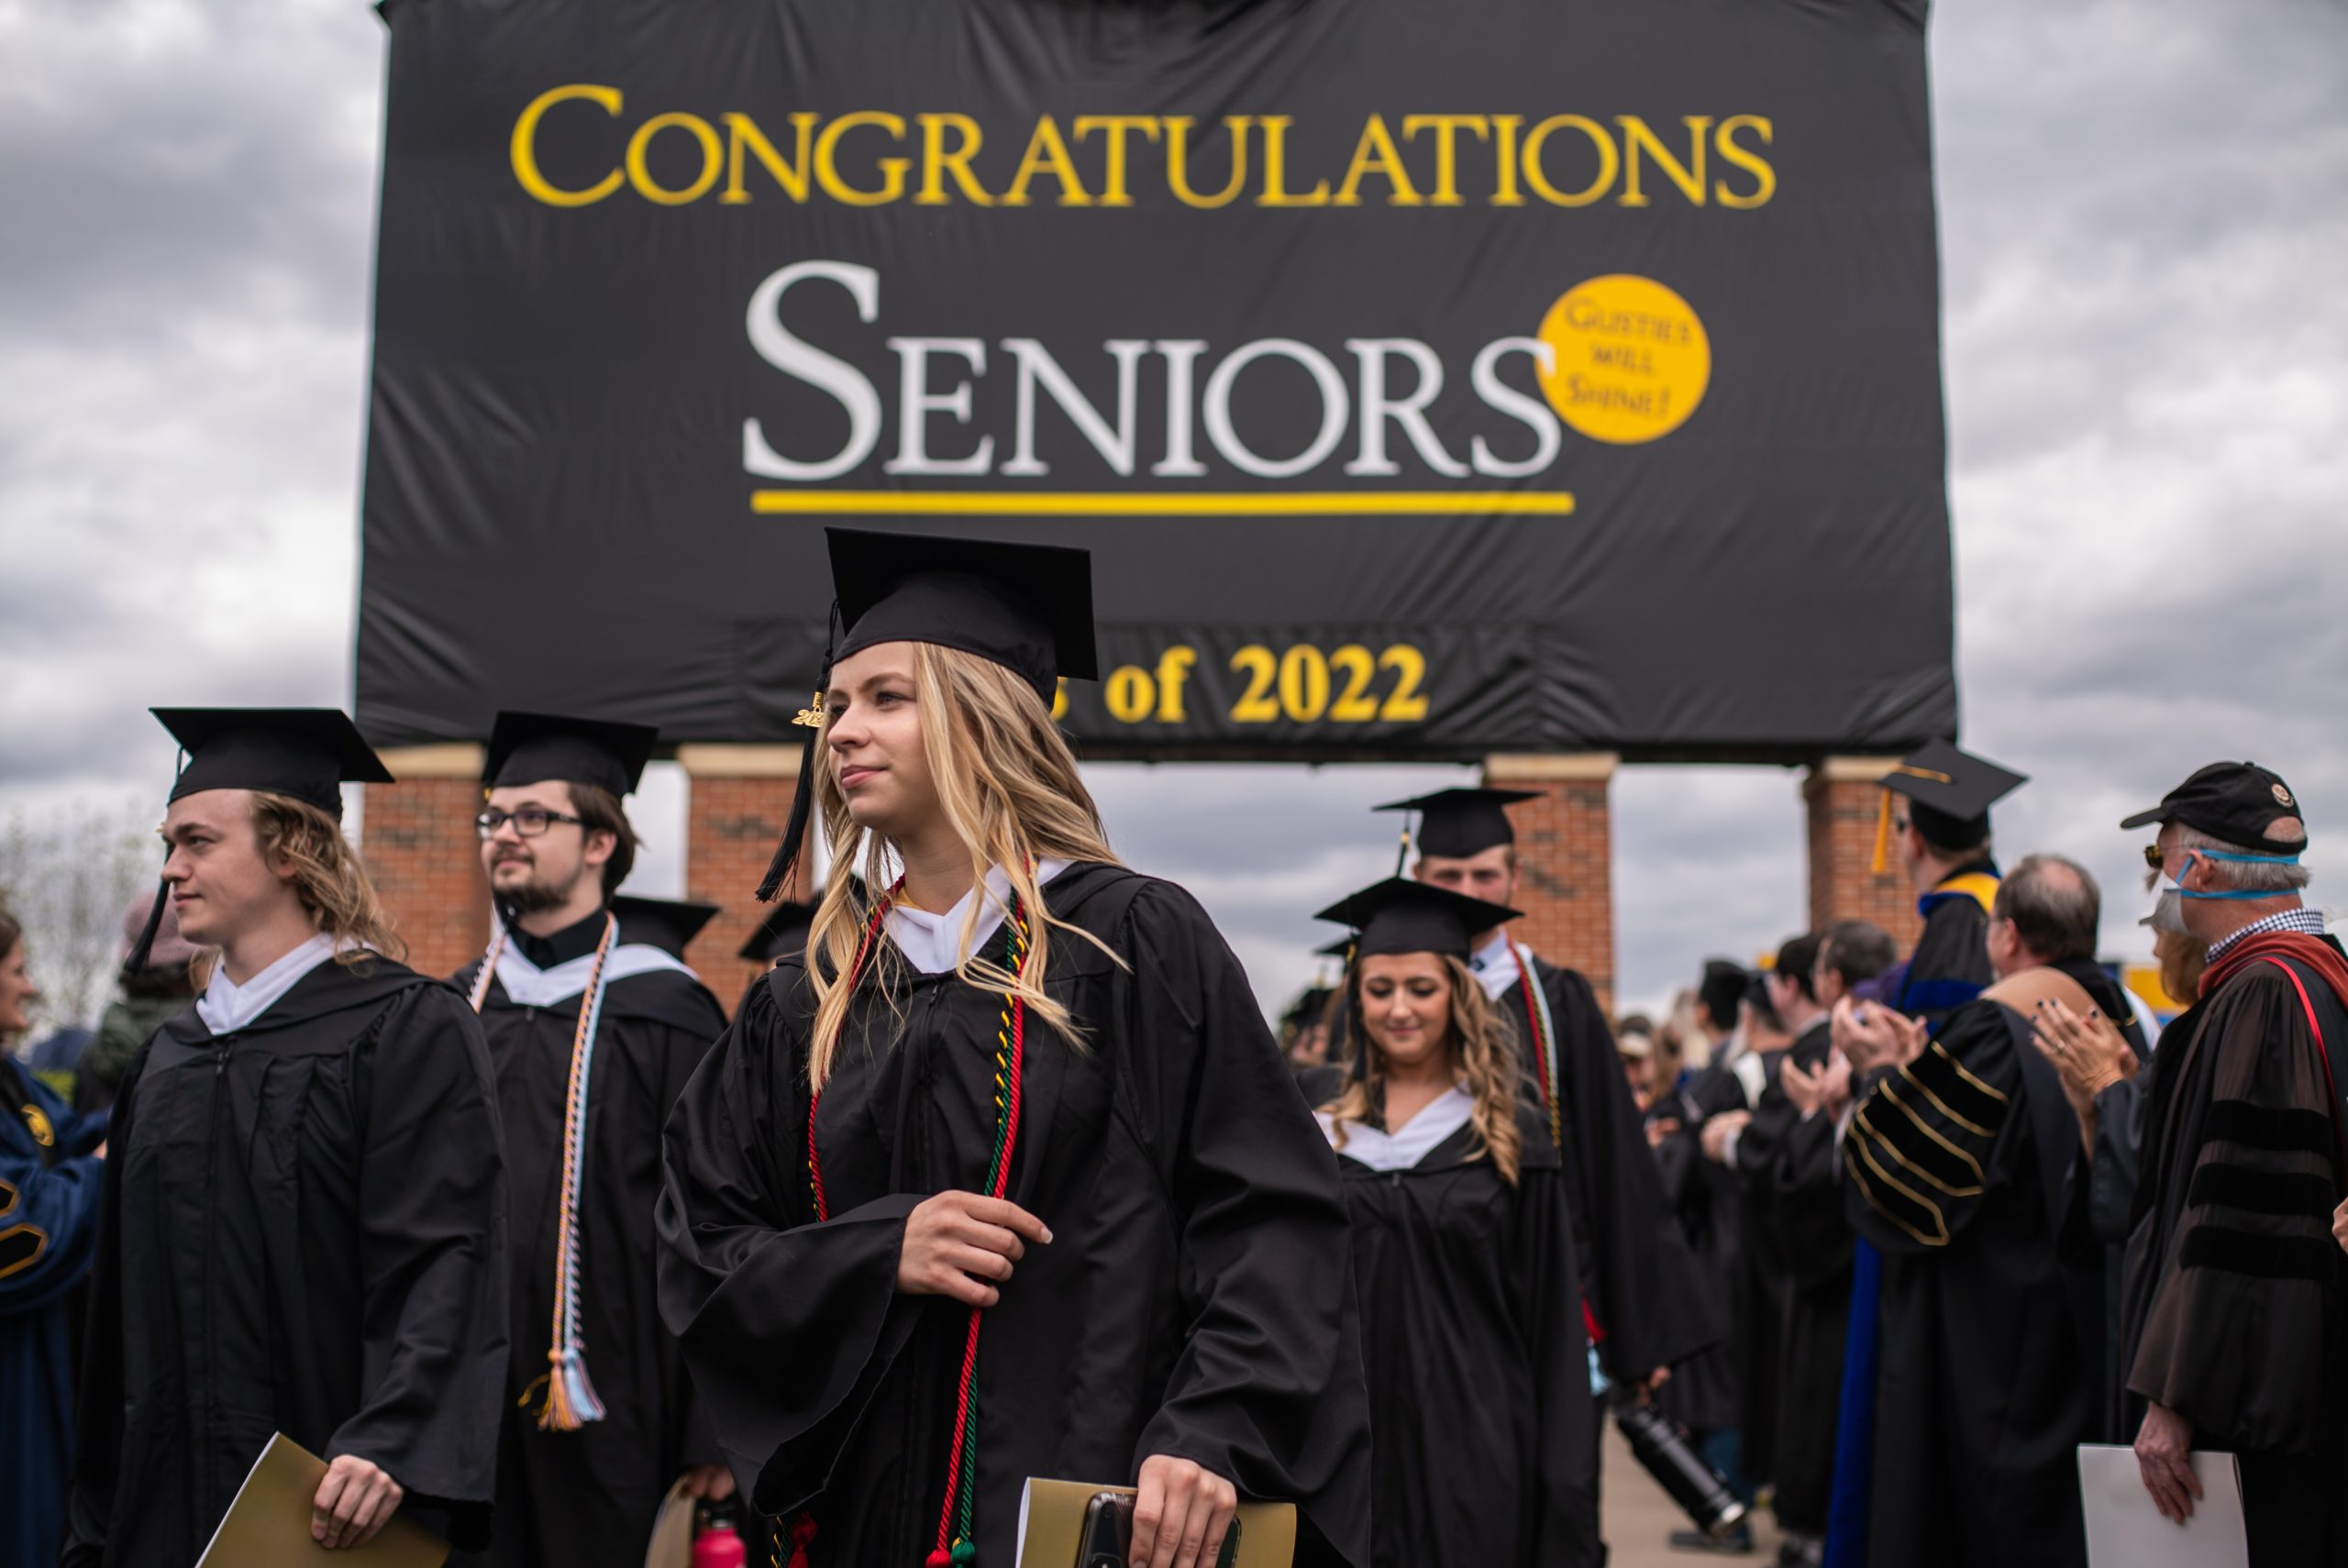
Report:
512,87,1778,212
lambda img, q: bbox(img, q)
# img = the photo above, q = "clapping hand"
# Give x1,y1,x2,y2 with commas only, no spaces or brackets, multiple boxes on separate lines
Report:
2031,999,2137,1107
1833,997,1926,1075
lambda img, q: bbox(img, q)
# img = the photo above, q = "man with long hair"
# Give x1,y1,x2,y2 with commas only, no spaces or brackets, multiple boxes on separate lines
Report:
65,709,509,1565
458,712,731,1567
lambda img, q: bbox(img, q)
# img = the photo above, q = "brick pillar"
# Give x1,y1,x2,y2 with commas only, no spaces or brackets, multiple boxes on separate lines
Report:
1484,753,1618,1012
680,745,805,1016
362,745,490,981
1804,756,1923,949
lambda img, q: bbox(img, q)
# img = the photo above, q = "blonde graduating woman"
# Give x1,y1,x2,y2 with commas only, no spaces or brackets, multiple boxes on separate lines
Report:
657,532,1370,1568
1312,878,1598,1568
67,710,508,1567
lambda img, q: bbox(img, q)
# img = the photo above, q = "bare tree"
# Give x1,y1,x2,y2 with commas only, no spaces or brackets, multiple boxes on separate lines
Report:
0,797,158,1035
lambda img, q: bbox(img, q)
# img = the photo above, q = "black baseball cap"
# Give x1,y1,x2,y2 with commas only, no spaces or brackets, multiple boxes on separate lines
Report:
2121,762,2309,852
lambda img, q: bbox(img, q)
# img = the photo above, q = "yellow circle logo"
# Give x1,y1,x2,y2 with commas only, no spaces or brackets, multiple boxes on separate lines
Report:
1535,274,1710,445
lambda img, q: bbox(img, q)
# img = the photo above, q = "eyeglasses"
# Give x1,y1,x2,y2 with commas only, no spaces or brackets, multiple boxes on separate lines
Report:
1892,816,1911,834
476,807,584,839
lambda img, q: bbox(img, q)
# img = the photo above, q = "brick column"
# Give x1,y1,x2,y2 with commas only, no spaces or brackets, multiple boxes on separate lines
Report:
362,745,490,981
1484,753,1618,1013
680,745,804,1015
1803,756,1922,949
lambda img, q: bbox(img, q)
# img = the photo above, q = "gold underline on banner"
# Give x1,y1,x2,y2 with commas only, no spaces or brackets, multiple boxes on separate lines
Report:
750,490,1576,518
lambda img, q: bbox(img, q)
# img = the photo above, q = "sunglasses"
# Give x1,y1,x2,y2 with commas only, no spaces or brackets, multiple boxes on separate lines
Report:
2142,842,2166,870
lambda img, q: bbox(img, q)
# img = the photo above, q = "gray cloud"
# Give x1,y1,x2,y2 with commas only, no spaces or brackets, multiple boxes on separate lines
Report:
3,0,2343,1021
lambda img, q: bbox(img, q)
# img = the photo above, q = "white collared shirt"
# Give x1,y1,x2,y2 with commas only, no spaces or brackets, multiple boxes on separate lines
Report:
1468,927,1520,1003
197,933,339,1034
886,859,1071,976
1317,1084,1476,1172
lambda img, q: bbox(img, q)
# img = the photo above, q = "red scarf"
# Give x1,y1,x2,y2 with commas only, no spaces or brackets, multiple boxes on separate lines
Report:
2199,927,2348,1013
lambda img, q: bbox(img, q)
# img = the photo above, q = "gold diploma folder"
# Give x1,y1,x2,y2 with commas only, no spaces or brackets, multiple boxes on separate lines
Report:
195,1433,449,1568
1014,1479,1295,1568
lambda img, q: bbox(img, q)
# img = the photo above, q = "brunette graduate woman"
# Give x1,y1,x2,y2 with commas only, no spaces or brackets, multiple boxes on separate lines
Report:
1313,878,1598,1568
657,530,1372,1568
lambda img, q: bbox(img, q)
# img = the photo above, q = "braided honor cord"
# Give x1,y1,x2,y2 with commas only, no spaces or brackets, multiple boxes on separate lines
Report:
469,913,621,1430
798,884,1036,1568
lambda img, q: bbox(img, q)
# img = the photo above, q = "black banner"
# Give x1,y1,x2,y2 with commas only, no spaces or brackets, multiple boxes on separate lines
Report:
358,0,1955,759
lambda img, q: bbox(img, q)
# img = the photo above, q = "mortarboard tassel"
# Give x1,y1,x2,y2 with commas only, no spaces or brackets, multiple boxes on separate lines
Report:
124,871,171,974
755,604,841,905
1869,763,1955,877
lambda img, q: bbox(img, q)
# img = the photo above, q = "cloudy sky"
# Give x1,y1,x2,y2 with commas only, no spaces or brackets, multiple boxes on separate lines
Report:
2,0,2342,1020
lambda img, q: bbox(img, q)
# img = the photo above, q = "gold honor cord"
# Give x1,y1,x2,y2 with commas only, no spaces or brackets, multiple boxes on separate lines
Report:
752,491,1577,518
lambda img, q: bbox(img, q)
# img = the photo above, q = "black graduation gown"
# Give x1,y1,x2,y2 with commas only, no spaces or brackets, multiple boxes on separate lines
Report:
658,865,1372,1568
1653,1054,1750,1436
65,956,510,1565
1334,1102,1597,1568
456,939,727,1568
1756,1025,1849,1536
1840,977,2101,1568
2118,950,2348,1562
1498,955,1718,1385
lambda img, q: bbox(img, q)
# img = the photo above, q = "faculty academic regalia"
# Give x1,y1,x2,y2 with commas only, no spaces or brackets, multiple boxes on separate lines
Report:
68,707,509,1567
66,954,510,1564
458,907,727,1567
2118,940,2348,1561
1328,1099,1596,1568
1840,962,2112,1568
2,1053,105,1568
659,865,1371,1567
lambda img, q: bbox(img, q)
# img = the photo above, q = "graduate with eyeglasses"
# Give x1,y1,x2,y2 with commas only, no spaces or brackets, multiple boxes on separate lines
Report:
457,712,733,1568
656,529,1371,1568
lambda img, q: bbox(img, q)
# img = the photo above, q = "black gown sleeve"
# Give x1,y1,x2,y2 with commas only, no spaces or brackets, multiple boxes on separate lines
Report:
333,985,512,1548
2087,1077,2144,1248
2127,971,2342,1455
1114,883,1371,1568
1509,1153,1600,1566
651,1006,730,1472
1842,1001,2025,1254
1770,1110,1855,1290
1550,966,1715,1377
62,1046,149,1568
654,971,926,1517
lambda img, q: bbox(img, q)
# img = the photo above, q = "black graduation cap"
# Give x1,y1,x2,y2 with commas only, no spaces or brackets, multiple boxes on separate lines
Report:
830,527,1098,704
610,895,720,960
1313,935,1357,960
1314,877,1523,961
136,707,393,970
1375,787,1541,861
753,528,1098,902
1875,739,2026,868
737,899,819,964
154,707,393,819
484,711,658,799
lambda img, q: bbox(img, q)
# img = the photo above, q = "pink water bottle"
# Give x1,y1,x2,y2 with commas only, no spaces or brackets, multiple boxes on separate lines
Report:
692,1513,748,1568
